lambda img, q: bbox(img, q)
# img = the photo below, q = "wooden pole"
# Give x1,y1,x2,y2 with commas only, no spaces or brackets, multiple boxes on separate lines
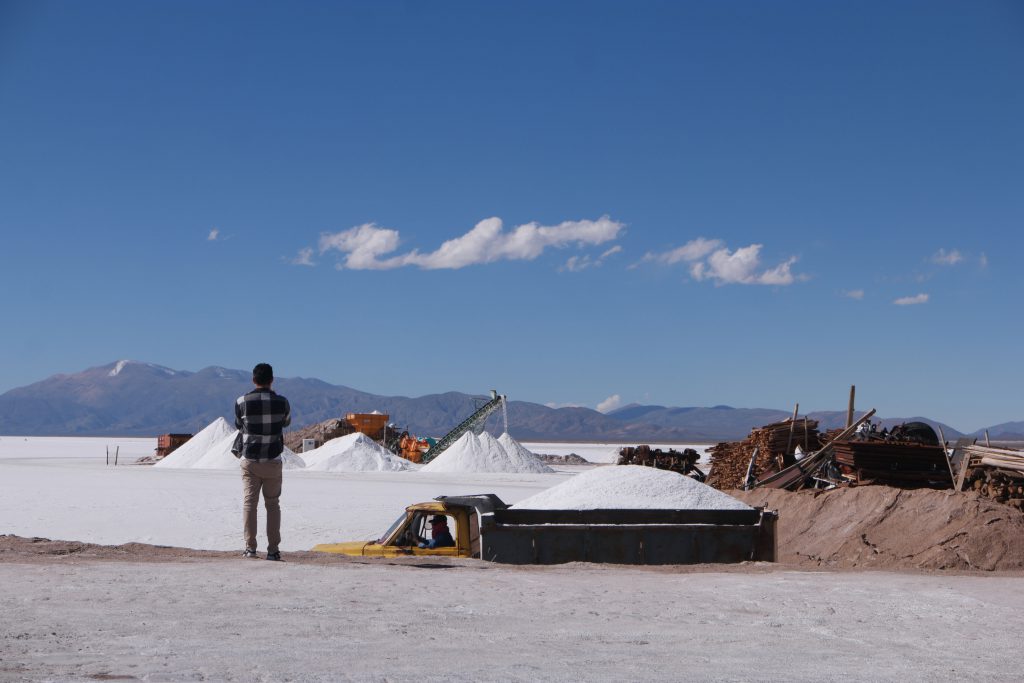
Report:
985,430,991,447
846,385,856,429
785,403,799,457
936,425,955,485
818,408,876,455
743,447,759,490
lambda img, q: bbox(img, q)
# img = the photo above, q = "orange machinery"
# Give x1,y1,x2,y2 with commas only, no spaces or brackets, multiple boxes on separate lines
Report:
345,412,389,441
397,434,431,463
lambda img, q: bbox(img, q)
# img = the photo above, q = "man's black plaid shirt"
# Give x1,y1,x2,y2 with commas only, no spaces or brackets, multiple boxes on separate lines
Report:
232,388,291,460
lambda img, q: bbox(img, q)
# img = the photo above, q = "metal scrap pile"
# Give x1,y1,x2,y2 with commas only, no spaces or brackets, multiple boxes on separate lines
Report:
617,445,706,481
705,418,821,490
824,420,953,488
956,445,1024,510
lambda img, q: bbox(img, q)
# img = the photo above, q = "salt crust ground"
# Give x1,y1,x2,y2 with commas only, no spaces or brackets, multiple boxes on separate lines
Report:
2,539,1023,683
0,437,573,551
4,437,1024,681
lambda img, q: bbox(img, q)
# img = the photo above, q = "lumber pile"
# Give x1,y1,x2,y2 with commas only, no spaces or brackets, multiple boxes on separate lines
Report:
820,428,845,443
962,444,1024,473
706,418,821,490
958,445,1024,510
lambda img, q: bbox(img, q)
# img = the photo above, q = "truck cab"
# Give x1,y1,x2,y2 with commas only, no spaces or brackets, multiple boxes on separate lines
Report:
312,494,508,559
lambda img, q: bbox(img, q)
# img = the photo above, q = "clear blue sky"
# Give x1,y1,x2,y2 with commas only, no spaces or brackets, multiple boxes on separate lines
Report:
1,1,1021,431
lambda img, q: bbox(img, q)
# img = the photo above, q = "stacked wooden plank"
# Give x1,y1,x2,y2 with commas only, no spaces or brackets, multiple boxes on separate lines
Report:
961,444,1024,473
706,419,820,490
832,441,953,488
957,445,1024,509
753,418,821,460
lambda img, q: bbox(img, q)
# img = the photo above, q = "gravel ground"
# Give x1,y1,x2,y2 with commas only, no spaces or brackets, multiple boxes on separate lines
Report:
2,539,1023,682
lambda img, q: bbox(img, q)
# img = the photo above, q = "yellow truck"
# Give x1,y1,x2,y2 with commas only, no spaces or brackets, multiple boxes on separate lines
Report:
313,494,778,565
312,495,500,559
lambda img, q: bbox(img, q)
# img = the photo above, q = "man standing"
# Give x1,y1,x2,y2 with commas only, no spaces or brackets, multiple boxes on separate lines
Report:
232,362,291,561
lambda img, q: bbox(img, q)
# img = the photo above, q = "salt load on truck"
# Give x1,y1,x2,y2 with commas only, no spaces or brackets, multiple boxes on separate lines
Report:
313,466,778,565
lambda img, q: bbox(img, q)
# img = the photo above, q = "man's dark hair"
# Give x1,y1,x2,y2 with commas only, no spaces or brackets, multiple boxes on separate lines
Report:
252,363,274,386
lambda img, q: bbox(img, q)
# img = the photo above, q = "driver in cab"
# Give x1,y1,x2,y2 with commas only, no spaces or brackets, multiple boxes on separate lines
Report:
417,515,455,549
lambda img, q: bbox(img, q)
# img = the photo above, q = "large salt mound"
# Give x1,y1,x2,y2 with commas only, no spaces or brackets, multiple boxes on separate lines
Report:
512,465,752,510
300,433,361,468
496,433,554,473
420,431,554,474
191,430,306,470
153,418,233,469
303,433,414,472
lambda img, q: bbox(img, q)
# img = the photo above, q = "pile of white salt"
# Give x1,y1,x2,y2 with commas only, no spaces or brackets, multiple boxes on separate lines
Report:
512,465,751,510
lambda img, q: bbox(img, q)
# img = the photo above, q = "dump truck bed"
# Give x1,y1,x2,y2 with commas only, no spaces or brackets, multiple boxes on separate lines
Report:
479,508,777,565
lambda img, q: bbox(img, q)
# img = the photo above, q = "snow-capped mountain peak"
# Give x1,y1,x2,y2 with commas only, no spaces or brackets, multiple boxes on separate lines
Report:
108,360,132,377
108,360,177,378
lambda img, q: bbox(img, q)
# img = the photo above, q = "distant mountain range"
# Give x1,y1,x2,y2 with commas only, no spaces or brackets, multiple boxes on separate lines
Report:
0,360,1015,442
0,361,689,441
606,404,972,441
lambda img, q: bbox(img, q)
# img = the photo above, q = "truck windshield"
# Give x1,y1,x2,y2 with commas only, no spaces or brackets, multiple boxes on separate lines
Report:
378,513,407,544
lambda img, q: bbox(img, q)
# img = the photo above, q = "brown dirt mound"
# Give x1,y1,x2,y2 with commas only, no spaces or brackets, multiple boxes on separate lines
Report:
283,417,355,452
733,486,1024,571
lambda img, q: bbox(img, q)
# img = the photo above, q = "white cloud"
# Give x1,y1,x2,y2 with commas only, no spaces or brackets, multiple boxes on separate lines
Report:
893,293,929,306
644,239,800,286
642,237,722,265
596,394,623,414
843,289,865,300
932,248,963,265
754,255,799,286
979,253,988,268
545,401,584,409
562,255,593,272
289,247,315,267
318,223,403,270
207,228,220,241
693,245,798,286
560,244,624,273
317,216,623,271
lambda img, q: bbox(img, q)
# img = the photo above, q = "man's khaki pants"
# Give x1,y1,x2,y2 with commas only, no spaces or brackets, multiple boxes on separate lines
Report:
241,458,283,553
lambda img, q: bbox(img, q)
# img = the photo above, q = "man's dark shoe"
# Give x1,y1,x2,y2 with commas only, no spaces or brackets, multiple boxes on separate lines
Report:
243,548,258,558
266,551,281,561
